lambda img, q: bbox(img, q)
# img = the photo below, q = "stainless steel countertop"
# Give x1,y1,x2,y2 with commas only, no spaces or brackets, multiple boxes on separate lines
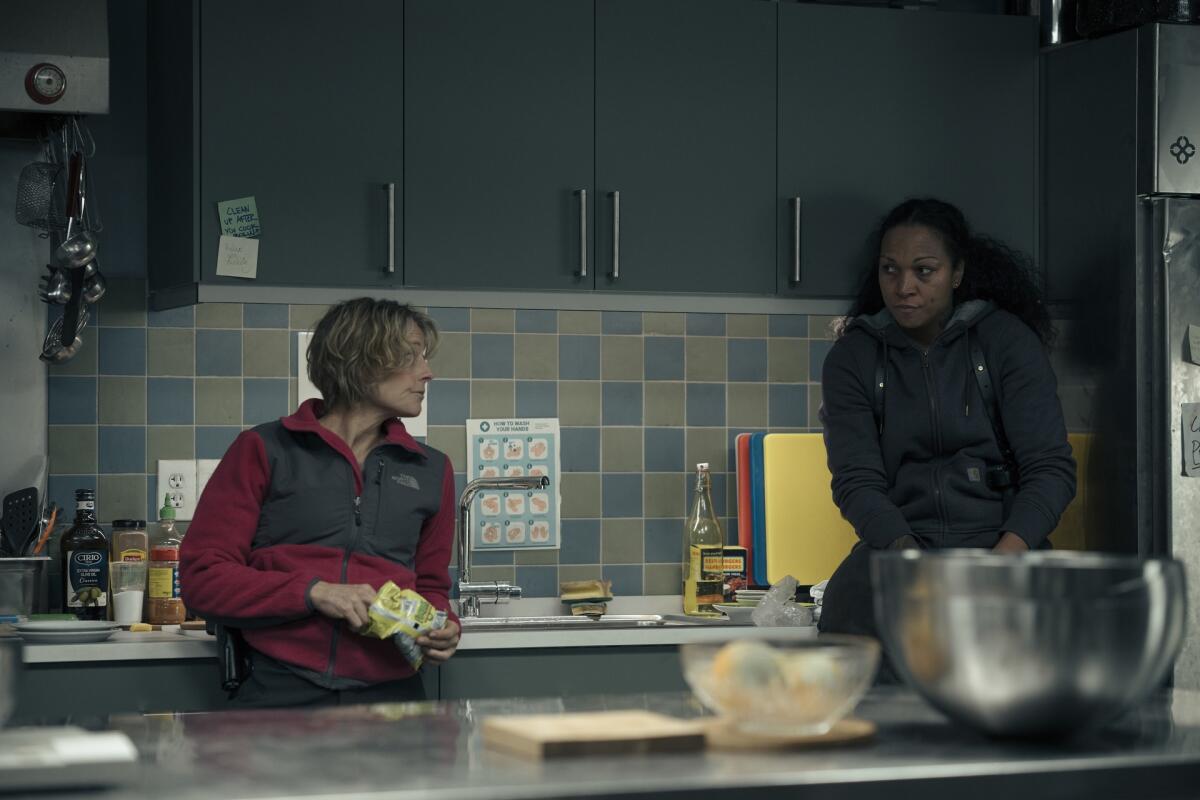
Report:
37,687,1200,800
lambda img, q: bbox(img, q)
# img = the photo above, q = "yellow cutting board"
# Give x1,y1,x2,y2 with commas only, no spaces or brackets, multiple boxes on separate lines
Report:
763,433,857,585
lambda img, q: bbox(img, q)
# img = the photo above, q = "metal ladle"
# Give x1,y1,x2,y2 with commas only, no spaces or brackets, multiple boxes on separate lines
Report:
54,213,98,270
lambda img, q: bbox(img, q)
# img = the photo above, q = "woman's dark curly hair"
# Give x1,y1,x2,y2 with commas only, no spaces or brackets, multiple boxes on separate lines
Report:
842,198,1053,346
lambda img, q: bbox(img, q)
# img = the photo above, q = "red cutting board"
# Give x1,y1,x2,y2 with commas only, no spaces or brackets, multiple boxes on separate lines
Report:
735,433,754,572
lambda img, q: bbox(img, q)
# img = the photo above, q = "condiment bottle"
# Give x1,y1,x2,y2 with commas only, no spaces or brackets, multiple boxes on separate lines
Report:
60,488,109,620
147,494,186,625
682,463,724,617
111,519,148,563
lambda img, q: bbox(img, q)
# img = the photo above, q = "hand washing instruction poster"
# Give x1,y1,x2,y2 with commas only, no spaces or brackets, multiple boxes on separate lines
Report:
466,418,561,551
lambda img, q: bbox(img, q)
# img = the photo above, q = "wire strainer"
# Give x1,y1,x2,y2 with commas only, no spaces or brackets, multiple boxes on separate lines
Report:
14,160,66,232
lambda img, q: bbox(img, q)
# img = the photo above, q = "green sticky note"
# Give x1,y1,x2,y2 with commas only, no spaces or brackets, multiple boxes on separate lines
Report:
217,196,261,238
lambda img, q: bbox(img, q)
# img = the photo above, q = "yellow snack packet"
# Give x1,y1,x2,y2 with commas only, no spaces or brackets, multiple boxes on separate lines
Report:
364,582,448,669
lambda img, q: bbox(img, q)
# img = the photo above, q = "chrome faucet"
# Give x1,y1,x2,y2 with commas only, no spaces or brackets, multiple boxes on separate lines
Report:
456,475,550,617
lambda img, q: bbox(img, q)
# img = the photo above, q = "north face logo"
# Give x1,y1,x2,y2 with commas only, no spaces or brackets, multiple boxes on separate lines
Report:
391,473,420,491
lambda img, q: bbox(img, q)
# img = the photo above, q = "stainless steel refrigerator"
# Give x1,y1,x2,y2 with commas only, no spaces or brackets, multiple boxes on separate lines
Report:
1044,22,1200,686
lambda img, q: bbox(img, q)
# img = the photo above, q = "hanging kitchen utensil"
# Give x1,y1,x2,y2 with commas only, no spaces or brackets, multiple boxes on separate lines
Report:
53,152,97,270
81,262,106,304
39,305,89,363
36,264,71,305
58,267,86,346
13,161,65,233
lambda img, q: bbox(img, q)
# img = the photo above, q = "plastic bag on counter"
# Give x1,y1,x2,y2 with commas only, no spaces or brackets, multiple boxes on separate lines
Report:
750,575,815,628
363,581,447,670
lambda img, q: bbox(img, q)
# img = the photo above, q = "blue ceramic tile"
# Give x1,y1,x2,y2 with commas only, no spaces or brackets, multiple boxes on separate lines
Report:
601,311,642,335
243,304,290,329
560,428,600,472
427,307,470,332
196,426,242,460
49,475,96,517
244,379,289,425
146,475,158,521
602,382,642,426
448,566,459,599
560,519,600,564
602,565,643,595
290,332,299,378
471,334,514,379
453,473,467,506
644,428,684,472
602,474,642,518
148,306,195,328
195,330,242,376
644,518,683,563
727,339,768,381
686,383,726,427
809,340,834,382
98,328,146,376
558,335,600,380
515,566,559,598
147,378,194,425
472,550,515,566
769,314,809,337
685,313,725,336
428,380,469,425
769,384,809,428
516,381,557,417
710,473,728,518
98,427,145,474
644,337,684,380
48,377,97,423
515,310,557,333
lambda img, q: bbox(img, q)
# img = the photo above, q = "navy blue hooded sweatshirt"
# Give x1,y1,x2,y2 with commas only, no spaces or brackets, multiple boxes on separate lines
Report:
820,300,1076,550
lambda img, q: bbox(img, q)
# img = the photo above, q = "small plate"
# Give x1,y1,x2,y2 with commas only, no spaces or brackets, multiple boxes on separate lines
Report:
713,604,756,624
15,628,117,644
15,620,119,633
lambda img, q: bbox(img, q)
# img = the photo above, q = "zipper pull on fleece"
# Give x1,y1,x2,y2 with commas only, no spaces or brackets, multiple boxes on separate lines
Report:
354,495,362,526
376,459,384,485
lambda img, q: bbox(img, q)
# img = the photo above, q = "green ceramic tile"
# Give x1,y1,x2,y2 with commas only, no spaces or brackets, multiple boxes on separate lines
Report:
727,314,769,338
559,381,601,426
469,566,515,583
195,378,241,425
289,304,329,331
601,336,643,380
686,428,728,473
514,334,558,380
515,549,559,566
644,382,685,426
808,384,824,428
147,426,195,472
431,332,470,379
48,337,97,375
470,380,514,417
195,303,242,329
288,378,298,411
685,337,726,382
561,473,601,518
99,475,147,523
48,425,97,474
559,564,603,583
243,330,290,377
769,339,808,383
470,309,514,333
426,425,466,468
643,312,685,336
644,473,686,518
601,427,642,472
98,377,146,425
100,279,147,327
559,310,601,334
728,383,769,428
602,519,643,564
147,329,194,376
809,315,841,340
644,564,682,596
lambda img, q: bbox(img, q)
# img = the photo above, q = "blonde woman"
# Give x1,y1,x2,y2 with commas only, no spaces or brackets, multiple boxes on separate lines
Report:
182,298,460,707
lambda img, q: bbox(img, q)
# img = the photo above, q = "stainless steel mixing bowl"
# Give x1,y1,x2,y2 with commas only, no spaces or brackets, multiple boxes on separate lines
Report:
872,550,1186,737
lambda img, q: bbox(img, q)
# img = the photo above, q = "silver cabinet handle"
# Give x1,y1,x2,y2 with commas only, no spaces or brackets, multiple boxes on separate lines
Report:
791,196,802,284
385,182,396,275
576,189,587,278
610,190,620,280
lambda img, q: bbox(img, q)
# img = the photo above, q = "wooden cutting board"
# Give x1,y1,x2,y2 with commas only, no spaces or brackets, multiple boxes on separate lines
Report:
481,711,706,758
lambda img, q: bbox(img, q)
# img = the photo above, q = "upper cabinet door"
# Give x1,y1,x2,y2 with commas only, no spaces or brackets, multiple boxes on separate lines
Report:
404,0,594,291
779,6,1038,298
198,0,403,288
595,0,777,294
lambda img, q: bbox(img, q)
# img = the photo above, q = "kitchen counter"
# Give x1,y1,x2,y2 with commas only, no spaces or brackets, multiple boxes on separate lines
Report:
30,687,1200,800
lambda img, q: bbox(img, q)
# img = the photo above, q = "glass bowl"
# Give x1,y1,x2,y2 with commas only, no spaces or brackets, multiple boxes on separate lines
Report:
680,634,879,735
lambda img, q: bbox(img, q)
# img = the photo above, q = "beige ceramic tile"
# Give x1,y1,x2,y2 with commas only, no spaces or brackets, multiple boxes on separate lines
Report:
601,336,643,381
98,476,147,523
470,566,515,583
561,473,601,518
643,312,685,336
601,519,644,564
100,279,147,327
98,377,146,425
769,339,808,383
808,315,842,340
644,564,682,596
195,303,242,329
470,309,515,333
430,332,470,379
808,385,824,428
195,378,241,425
559,565,603,583
515,549,559,566
726,314,769,338
147,329,194,376
146,426,195,472
686,428,728,473
48,425,96,474
558,310,601,334
289,304,329,331
644,473,685,518
727,383,769,428
470,380,514,417
685,338,726,382
243,330,290,377
601,427,643,472
559,381,601,426
426,426,467,468
644,382,685,426
514,334,558,380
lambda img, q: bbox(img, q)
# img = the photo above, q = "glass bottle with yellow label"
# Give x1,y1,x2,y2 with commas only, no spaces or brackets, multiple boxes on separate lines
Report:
683,463,724,617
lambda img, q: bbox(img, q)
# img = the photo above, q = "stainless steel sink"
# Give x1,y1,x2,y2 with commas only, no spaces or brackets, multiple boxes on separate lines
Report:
458,614,667,631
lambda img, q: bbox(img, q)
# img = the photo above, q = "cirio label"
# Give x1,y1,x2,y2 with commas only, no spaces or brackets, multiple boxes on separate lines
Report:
66,549,108,608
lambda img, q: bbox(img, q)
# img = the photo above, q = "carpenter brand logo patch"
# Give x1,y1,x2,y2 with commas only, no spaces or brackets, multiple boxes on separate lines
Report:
966,467,982,483
391,473,420,491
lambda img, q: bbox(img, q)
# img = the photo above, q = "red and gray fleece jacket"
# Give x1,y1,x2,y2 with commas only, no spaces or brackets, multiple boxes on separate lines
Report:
180,399,458,688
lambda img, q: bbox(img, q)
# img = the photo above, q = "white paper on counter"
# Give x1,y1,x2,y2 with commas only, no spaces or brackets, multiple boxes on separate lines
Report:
1184,402,1200,477
215,234,259,279
466,418,561,551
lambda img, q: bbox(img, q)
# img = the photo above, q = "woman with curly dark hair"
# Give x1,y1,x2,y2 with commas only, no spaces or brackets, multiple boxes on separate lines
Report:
817,198,1076,654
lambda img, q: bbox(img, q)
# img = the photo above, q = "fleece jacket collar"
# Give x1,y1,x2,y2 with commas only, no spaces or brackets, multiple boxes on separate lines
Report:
281,399,428,486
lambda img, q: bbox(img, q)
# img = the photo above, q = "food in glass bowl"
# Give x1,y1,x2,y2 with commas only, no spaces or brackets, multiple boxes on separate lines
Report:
680,635,879,735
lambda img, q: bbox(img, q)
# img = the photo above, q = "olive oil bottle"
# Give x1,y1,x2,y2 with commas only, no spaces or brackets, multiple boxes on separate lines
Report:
60,488,109,620
683,463,724,617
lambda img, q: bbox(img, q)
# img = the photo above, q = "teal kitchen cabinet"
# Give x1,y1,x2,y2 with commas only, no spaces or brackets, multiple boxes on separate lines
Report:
147,0,403,308
778,5,1038,299
403,0,776,295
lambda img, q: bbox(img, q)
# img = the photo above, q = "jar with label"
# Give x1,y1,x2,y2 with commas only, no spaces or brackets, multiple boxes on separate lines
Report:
147,494,186,625
60,488,109,620
111,519,148,563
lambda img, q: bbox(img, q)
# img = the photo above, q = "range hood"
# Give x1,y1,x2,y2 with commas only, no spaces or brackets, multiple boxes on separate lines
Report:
0,0,109,115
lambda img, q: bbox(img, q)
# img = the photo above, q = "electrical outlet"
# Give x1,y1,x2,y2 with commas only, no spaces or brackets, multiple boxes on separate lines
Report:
156,459,198,521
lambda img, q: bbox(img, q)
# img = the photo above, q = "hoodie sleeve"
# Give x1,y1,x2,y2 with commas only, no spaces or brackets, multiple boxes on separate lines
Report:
821,337,914,549
990,317,1077,548
412,455,460,629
